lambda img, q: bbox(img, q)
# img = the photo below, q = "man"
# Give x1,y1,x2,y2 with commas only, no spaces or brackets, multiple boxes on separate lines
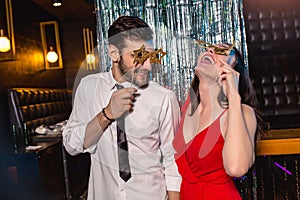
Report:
63,16,181,200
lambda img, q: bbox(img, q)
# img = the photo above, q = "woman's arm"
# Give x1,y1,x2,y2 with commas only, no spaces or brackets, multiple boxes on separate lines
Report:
222,98,257,177
218,60,257,177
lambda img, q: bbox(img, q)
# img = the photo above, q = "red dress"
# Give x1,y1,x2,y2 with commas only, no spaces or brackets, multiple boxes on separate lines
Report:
173,96,241,200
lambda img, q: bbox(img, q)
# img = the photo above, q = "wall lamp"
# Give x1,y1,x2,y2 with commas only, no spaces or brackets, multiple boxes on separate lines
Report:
0,0,15,61
46,46,58,63
83,27,95,70
40,21,63,69
52,0,62,7
0,29,10,52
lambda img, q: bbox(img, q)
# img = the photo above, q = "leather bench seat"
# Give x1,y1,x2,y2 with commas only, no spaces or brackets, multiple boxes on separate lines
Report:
7,88,90,199
243,0,300,129
8,88,73,135
252,73,300,129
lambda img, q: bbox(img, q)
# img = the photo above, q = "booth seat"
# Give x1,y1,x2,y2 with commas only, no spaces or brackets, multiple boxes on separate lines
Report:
8,88,73,135
243,0,300,129
252,73,300,129
242,0,300,199
7,87,90,199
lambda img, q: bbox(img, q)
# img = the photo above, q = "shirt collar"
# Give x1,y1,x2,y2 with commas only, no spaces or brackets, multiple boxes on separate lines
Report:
108,69,132,90
108,69,118,90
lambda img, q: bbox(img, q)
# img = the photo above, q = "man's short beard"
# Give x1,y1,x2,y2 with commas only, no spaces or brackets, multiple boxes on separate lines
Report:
118,57,150,87
118,57,127,76
118,57,133,82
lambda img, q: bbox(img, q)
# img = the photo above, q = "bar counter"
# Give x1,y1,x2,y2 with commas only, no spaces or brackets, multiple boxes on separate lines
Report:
256,128,300,156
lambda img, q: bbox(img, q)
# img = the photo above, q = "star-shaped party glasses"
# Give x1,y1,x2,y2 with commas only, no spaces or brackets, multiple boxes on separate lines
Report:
133,44,167,65
195,40,235,56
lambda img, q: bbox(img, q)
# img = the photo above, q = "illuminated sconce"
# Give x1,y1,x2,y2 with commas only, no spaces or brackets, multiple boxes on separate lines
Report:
83,27,95,70
86,53,95,64
46,46,58,63
40,21,63,70
0,29,11,52
0,0,15,61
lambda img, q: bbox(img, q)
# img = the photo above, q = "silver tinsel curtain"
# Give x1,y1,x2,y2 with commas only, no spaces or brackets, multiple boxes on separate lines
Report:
94,0,248,103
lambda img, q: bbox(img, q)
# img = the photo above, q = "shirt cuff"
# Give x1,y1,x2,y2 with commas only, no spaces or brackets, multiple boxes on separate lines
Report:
166,176,182,192
64,123,97,155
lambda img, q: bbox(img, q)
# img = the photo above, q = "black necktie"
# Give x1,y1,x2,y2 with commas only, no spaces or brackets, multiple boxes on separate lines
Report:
115,84,131,182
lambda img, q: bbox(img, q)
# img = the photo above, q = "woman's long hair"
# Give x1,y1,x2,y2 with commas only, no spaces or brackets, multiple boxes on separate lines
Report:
189,46,264,136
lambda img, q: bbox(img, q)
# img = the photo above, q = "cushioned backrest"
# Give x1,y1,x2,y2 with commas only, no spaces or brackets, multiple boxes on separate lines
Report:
8,88,73,134
252,73,300,115
243,0,300,74
243,0,300,128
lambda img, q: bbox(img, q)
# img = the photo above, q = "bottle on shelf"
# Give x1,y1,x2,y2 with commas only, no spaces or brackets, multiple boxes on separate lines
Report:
23,123,29,146
12,124,18,153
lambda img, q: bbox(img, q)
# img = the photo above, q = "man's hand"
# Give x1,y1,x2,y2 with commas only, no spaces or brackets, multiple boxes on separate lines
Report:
105,87,137,120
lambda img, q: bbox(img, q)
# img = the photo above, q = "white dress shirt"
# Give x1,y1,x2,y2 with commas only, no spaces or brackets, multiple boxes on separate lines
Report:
63,70,182,200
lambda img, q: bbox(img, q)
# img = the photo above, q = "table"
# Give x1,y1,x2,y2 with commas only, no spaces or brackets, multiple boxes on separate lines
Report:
32,133,62,142
15,135,90,200
15,140,65,200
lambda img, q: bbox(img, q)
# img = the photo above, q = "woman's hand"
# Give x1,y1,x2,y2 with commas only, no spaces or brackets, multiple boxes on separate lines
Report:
217,60,240,100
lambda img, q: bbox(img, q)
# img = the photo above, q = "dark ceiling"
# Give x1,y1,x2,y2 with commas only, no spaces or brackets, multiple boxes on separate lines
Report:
32,0,95,19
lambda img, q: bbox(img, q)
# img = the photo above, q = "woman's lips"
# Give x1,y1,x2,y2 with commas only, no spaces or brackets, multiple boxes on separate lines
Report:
201,54,215,64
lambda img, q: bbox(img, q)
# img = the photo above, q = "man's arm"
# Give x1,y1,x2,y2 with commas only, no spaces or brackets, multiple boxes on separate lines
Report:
83,108,113,149
63,79,93,155
83,87,138,149
64,82,137,154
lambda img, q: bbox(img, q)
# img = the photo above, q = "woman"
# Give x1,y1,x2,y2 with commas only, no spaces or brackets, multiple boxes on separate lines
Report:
173,43,263,199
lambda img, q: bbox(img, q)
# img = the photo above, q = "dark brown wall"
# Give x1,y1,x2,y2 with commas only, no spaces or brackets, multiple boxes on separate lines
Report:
0,0,66,92
61,17,96,90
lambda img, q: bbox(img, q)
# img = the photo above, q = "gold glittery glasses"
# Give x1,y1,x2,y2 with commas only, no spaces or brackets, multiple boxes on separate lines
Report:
195,40,235,56
133,44,167,65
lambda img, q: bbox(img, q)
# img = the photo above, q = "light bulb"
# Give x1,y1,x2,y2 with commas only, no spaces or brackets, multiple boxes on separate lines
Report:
52,0,62,7
46,47,58,63
0,29,11,52
86,54,95,64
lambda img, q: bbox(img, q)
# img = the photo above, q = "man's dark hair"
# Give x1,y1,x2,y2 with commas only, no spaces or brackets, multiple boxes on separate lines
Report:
108,16,153,52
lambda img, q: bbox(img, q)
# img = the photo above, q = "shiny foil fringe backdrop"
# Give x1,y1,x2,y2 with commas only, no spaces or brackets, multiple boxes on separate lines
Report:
94,0,248,103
